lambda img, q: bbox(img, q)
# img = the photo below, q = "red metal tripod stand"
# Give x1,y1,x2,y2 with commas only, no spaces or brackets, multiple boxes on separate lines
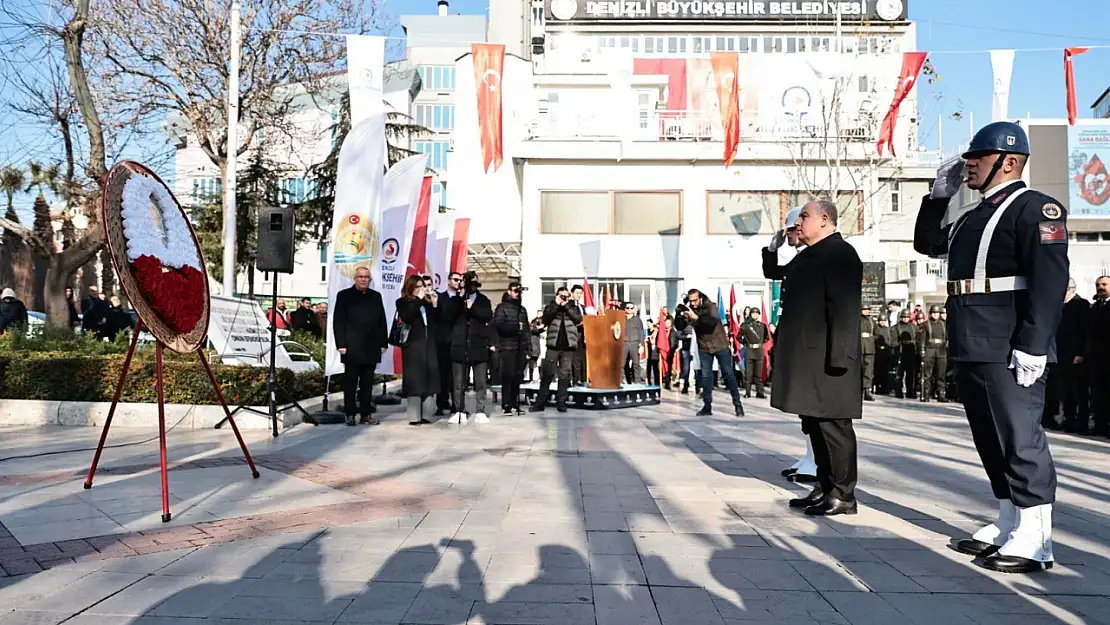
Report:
83,321,260,522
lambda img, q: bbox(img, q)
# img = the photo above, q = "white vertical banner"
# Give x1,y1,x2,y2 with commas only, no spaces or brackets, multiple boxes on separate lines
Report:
607,48,637,159
376,154,429,375
989,49,1015,122
431,214,456,292
347,35,385,125
325,113,388,377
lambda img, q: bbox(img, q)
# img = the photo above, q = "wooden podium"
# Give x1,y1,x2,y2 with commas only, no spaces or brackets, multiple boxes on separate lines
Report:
581,310,627,390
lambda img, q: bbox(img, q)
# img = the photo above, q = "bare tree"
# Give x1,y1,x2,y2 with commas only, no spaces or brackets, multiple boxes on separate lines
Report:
0,0,111,325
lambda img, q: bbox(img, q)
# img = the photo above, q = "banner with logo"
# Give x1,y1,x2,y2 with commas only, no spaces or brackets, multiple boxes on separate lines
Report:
710,52,740,167
606,48,637,158
325,113,388,377
375,154,429,375
430,214,456,292
989,49,1014,122
472,43,506,173
1068,123,1110,217
545,0,910,22
346,35,385,125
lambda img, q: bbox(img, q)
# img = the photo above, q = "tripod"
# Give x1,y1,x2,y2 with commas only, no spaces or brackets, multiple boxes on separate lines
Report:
215,277,316,436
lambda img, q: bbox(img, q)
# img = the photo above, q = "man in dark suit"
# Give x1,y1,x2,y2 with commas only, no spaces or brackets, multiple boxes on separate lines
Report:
332,267,388,426
1046,279,1088,432
773,199,863,517
434,272,463,415
290,297,322,338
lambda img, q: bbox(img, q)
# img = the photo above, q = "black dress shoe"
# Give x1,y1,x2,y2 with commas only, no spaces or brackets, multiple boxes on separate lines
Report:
864,392,874,401
345,415,356,426
894,392,904,399
734,405,745,417
696,407,713,417
781,467,799,477
805,497,857,516
788,473,818,483
556,404,568,413
953,539,1001,557
978,553,1053,573
529,404,545,413
789,487,825,508
756,393,766,399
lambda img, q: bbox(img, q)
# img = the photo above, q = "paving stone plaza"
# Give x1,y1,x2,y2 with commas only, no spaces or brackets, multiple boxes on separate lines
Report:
1,393,1108,625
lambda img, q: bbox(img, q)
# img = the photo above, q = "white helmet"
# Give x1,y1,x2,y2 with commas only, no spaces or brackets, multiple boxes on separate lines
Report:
784,206,803,229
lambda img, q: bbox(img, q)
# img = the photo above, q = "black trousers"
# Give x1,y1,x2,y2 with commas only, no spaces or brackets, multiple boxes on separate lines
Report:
537,349,573,407
874,349,890,393
435,342,453,411
743,356,764,395
1089,363,1110,433
922,351,947,399
647,358,660,386
572,346,587,385
500,348,525,411
954,363,1057,508
343,362,377,417
801,416,857,502
1060,361,1089,424
860,353,874,393
896,350,919,396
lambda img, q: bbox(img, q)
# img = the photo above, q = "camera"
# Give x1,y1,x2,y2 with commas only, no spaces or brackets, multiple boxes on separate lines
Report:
462,271,482,294
675,303,689,316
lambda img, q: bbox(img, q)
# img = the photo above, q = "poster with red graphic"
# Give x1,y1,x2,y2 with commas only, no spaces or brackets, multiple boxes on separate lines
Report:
1068,124,1110,217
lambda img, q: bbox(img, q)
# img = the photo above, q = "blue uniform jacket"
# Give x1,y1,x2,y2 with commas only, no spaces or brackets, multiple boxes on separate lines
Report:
913,182,1069,364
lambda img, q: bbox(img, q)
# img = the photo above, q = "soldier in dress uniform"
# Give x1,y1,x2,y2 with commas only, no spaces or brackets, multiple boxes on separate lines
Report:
874,317,893,395
860,305,876,401
917,305,948,403
740,308,770,399
893,310,918,399
914,121,1068,574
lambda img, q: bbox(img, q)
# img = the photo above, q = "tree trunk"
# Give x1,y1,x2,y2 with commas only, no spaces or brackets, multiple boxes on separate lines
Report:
44,260,74,328
100,248,116,295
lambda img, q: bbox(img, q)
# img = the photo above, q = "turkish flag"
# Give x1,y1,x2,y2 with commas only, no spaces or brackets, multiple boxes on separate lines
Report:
405,176,433,279
711,53,741,168
1066,47,1088,126
728,284,740,349
760,298,772,384
877,52,929,157
582,277,596,312
450,218,470,273
472,43,505,173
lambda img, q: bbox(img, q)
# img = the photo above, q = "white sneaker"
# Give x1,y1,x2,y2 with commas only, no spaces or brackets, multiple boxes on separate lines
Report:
473,412,490,424
448,412,467,425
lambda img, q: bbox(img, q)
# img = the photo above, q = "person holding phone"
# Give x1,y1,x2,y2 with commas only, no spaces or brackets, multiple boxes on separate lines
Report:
530,287,582,413
492,281,530,415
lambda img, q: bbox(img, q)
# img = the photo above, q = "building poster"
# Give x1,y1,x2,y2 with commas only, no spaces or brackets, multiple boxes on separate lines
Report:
1068,124,1110,218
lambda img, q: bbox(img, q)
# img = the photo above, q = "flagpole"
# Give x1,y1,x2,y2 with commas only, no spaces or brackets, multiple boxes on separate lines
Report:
222,0,241,297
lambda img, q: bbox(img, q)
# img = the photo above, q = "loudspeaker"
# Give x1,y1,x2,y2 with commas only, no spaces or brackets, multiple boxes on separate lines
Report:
256,206,295,273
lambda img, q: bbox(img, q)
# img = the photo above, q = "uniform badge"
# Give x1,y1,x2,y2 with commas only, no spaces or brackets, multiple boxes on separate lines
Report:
1041,203,1062,219
990,192,1008,205
1038,222,1066,244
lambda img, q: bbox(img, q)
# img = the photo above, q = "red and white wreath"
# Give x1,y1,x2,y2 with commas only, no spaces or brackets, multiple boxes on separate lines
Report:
120,174,206,333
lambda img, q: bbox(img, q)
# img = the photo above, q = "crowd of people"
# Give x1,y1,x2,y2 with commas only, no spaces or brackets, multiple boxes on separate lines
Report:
0,284,135,340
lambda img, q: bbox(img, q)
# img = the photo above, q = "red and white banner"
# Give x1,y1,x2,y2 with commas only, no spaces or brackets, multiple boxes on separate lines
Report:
472,43,505,173
1065,47,1088,126
877,52,928,157
404,176,433,279
582,276,596,314
450,218,471,273
711,52,740,168
430,214,456,292
989,49,1015,122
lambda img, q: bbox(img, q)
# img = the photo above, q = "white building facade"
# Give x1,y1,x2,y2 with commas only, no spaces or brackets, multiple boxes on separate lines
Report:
450,0,947,316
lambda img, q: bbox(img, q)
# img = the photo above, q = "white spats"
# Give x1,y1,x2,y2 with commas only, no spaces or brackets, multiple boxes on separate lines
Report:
972,498,1018,546
794,438,818,477
448,412,468,425
473,412,491,424
998,503,1054,563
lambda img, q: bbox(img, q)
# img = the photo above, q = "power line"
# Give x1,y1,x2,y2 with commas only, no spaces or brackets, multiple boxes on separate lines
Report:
924,18,1110,44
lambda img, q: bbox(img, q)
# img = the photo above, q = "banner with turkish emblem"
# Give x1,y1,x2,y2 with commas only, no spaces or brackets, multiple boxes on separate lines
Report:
346,35,385,125
711,52,741,168
472,43,506,173
877,52,928,157
375,154,429,375
325,113,387,377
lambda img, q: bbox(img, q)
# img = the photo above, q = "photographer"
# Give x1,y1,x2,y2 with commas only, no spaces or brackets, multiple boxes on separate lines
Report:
492,281,529,415
530,287,582,413
526,312,545,382
441,271,493,424
676,289,745,417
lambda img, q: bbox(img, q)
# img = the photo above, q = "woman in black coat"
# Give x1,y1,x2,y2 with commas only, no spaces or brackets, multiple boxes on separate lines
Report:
396,275,440,425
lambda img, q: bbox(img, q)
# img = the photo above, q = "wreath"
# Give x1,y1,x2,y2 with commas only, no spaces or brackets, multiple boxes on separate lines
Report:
120,174,206,333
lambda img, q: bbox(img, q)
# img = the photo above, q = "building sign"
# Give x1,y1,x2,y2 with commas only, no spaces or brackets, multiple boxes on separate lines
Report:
207,296,319,373
1068,123,1110,218
861,262,886,314
548,0,908,21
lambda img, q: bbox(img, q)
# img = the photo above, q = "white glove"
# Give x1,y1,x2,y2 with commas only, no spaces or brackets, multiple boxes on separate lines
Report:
1008,350,1047,388
931,159,966,200
768,229,787,253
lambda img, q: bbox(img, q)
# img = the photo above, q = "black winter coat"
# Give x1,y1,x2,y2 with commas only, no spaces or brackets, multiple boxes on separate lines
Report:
0,298,28,334
1057,295,1089,363
770,232,864,420
397,297,440,397
332,286,388,366
492,294,529,352
442,292,493,363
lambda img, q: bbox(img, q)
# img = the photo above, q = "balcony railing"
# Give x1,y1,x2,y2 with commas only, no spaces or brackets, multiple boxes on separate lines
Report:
886,259,948,284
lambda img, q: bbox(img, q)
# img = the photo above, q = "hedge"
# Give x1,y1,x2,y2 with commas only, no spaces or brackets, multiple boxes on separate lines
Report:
0,351,329,405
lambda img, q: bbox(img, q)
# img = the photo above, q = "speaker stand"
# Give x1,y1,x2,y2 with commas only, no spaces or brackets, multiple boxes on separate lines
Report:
215,278,317,435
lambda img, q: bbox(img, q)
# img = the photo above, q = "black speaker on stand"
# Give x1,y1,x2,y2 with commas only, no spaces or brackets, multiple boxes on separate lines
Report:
215,206,316,436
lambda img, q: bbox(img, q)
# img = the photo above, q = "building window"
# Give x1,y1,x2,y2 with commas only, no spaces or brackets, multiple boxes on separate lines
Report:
540,279,568,305
414,104,455,131
432,181,447,209
418,65,456,91
1076,232,1100,242
889,182,901,213
415,141,450,169
540,191,610,234
706,191,781,235
280,177,309,204
614,192,681,235
191,176,222,203
764,36,783,53
319,241,329,282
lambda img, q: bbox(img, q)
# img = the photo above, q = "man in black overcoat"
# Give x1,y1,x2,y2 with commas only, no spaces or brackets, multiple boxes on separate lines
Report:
333,266,389,426
772,199,863,517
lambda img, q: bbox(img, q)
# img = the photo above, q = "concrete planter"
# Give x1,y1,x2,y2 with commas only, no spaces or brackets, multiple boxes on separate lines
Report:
0,395,326,430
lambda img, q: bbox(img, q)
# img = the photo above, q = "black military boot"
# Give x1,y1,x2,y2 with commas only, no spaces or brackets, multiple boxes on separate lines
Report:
864,391,875,402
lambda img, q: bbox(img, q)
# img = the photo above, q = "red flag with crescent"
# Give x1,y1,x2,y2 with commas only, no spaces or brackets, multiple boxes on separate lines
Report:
710,52,740,168
582,277,596,312
1065,47,1088,126
472,43,505,173
877,52,928,157
404,176,433,279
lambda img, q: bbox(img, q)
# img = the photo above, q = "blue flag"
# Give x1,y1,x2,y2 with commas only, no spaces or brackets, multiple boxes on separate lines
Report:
717,286,725,326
